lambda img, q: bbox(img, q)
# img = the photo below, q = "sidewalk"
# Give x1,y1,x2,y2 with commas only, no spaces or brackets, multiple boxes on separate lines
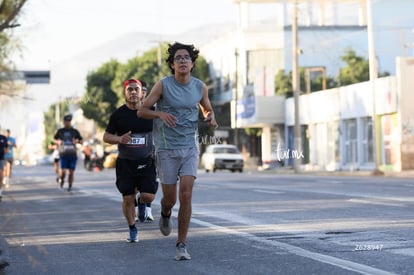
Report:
252,165,414,178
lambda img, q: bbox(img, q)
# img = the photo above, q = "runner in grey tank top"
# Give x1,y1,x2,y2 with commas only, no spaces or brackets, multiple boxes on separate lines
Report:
153,75,203,149
137,42,218,261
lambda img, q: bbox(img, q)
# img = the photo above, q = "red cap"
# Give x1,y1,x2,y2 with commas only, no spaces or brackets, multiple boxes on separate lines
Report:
123,79,142,90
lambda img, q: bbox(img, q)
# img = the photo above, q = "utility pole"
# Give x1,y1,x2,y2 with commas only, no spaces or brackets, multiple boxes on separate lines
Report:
150,39,165,78
366,0,383,175
157,43,162,78
55,99,60,129
292,0,301,173
234,48,239,147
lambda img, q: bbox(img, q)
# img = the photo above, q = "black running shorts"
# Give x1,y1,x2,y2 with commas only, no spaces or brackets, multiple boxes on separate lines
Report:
115,157,158,196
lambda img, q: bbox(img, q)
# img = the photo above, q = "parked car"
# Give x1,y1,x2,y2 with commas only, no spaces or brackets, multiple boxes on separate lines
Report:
201,144,244,173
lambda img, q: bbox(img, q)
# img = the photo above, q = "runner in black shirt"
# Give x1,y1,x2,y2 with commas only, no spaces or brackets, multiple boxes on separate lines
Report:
103,79,158,243
54,114,83,192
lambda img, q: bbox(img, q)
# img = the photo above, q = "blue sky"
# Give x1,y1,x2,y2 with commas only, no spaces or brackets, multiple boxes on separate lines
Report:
3,0,413,157
12,0,239,69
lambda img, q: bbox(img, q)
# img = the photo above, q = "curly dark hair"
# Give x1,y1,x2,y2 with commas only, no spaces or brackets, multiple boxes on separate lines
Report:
165,42,199,74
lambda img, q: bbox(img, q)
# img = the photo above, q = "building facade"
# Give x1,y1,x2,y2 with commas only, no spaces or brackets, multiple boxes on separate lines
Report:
200,0,414,171
285,57,414,172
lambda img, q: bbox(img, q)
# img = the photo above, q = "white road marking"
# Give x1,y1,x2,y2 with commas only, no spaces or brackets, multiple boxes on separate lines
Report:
78,184,398,274
348,198,406,207
253,189,284,194
191,218,397,275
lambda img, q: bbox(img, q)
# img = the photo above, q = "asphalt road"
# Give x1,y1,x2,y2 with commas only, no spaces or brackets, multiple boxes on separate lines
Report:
0,164,413,275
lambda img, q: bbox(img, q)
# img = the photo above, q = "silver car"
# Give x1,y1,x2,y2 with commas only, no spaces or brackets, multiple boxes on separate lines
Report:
201,144,244,173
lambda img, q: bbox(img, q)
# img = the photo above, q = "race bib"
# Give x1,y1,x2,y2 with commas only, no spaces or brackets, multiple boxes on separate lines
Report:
128,137,146,145
59,143,76,154
118,132,153,159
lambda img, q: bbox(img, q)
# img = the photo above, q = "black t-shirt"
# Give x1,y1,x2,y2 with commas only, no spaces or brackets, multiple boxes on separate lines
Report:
54,127,83,157
105,104,154,160
0,134,7,160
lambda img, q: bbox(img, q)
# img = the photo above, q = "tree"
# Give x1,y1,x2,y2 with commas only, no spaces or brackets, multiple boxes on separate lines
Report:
338,48,370,85
274,68,336,97
111,44,171,106
112,43,211,98
338,47,389,86
311,73,337,92
43,102,69,153
274,47,389,97
0,0,27,81
81,59,120,129
274,69,293,97
80,44,212,131
0,0,26,31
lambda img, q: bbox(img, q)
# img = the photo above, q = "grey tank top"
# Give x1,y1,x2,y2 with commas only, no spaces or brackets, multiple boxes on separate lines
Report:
153,76,203,149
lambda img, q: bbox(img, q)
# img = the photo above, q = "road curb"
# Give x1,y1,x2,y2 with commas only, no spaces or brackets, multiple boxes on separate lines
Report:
253,167,414,178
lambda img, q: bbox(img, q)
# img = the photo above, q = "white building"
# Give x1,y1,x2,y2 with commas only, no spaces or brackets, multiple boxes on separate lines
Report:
200,0,414,171
0,71,50,164
286,57,414,172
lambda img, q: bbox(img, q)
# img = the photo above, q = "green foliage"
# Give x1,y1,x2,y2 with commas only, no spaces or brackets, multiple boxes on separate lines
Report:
0,0,27,27
192,56,211,85
338,48,370,85
244,128,262,136
274,69,293,97
274,68,315,97
81,59,120,129
274,47,390,97
338,47,389,85
111,44,171,106
43,102,69,153
312,74,337,91
0,32,11,72
80,43,212,130
0,0,27,83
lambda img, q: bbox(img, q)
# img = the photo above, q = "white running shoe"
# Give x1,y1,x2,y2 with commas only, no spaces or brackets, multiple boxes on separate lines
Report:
175,243,191,261
4,177,10,189
146,207,154,221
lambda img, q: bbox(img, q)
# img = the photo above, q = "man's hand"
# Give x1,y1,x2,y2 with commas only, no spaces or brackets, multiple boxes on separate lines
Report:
203,115,218,129
159,112,177,127
119,131,132,144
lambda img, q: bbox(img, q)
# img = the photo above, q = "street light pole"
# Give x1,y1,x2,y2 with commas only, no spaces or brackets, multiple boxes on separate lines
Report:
234,48,239,147
366,0,383,175
157,43,162,78
292,0,301,173
150,39,165,78
55,98,60,130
